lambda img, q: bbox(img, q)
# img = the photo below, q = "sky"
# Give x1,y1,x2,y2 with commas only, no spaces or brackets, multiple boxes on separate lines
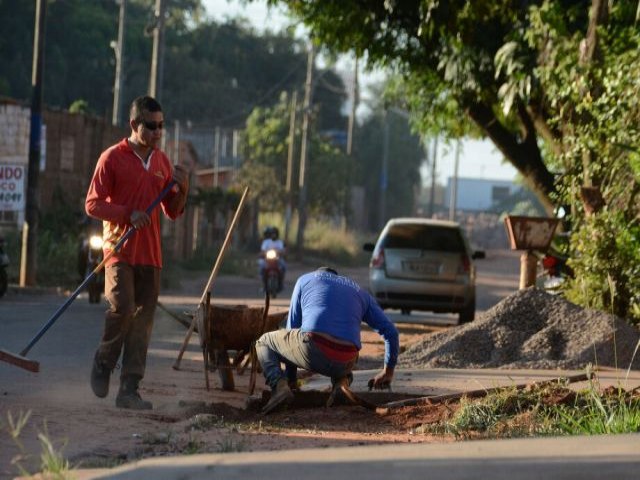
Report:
201,0,518,183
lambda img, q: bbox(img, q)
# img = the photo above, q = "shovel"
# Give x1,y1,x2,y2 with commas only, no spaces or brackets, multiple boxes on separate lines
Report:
0,180,176,373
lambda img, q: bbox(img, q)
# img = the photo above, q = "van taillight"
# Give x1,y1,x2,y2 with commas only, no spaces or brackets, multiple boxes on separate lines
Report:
371,248,385,268
459,253,471,273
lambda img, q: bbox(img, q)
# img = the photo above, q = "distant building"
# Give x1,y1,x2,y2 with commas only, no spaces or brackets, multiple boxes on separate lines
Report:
444,177,520,212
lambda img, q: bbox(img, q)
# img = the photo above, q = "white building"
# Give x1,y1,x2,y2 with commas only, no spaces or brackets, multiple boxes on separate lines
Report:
443,177,521,212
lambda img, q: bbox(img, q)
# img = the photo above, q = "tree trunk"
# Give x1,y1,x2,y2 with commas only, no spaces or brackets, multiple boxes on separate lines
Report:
466,102,556,215
577,0,609,212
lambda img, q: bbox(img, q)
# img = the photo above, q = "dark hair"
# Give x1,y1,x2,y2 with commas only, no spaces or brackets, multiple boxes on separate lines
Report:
317,266,338,275
129,96,162,124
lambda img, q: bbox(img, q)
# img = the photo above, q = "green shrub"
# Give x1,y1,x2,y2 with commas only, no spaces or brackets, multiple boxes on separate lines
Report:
1,228,79,289
565,211,640,324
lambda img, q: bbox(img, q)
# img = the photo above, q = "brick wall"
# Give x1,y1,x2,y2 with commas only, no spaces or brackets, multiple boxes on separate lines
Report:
40,109,128,213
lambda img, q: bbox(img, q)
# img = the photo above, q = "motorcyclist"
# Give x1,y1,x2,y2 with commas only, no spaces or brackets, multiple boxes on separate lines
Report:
258,226,286,292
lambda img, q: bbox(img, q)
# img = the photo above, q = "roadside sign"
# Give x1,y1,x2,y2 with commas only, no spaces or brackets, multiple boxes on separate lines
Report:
504,215,559,251
0,164,26,211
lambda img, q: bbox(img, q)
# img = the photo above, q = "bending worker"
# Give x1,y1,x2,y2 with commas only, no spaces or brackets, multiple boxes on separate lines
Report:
256,267,399,414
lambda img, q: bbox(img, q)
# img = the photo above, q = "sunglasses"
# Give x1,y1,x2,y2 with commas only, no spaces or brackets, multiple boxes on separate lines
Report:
141,120,164,131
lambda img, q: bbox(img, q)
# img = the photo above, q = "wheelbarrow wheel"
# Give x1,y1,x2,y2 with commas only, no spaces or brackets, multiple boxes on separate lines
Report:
215,349,235,391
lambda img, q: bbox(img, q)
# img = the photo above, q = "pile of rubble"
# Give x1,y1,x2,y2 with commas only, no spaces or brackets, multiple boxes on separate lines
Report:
399,288,640,371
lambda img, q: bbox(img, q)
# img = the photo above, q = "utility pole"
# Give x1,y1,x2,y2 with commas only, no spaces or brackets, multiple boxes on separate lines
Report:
148,0,165,100
428,136,439,218
23,0,47,287
232,129,240,182
213,127,220,188
346,57,358,156
295,44,315,256
343,56,358,230
173,120,180,164
111,0,126,126
449,140,461,221
379,110,389,230
284,90,298,244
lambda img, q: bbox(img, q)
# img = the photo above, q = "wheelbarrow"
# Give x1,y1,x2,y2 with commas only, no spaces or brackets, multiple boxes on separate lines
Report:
195,300,287,393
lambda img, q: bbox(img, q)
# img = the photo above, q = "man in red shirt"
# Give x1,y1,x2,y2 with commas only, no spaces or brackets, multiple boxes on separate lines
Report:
85,95,189,410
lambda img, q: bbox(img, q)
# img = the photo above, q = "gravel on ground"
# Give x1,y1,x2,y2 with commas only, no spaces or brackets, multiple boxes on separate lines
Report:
399,288,640,371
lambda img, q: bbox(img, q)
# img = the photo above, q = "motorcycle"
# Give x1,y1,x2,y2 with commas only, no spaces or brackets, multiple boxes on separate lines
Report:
79,230,104,304
262,248,283,298
537,250,573,295
0,237,9,298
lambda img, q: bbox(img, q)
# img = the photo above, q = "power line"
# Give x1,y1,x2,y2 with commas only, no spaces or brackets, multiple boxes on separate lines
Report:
216,57,306,123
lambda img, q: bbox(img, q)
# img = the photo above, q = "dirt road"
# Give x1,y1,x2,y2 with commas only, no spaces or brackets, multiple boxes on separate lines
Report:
0,250,519,478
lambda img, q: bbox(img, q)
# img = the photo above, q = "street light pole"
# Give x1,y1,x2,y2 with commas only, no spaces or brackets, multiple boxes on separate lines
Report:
111,0,126,126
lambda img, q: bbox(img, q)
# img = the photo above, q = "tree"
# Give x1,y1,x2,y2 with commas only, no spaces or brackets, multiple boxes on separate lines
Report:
265,0,640,322
353,83,424,230
0,0,343,129
264,0,595,213
238,91,349,218
524,1,640,322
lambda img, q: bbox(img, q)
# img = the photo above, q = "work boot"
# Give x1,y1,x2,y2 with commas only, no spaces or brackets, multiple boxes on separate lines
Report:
327,373,354,407
90,353,112,398
115,376,152,410
261,378,294,414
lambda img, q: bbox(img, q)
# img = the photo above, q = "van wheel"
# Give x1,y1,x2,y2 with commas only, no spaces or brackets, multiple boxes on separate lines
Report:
458,299,475,324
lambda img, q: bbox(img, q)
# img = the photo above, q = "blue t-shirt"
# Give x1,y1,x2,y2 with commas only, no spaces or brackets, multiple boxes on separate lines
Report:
287,270,399,368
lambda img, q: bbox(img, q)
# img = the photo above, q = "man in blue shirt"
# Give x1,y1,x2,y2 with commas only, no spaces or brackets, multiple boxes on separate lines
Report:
256,267,399,414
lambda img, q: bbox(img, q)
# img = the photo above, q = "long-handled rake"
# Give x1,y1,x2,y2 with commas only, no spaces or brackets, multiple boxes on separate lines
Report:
0,181,176,373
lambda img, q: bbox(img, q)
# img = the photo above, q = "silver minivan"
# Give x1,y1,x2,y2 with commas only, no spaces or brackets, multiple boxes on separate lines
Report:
364,218,485,323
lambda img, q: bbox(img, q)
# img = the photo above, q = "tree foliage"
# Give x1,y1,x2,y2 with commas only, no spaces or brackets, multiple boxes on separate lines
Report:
238,91,349,216
353,85,424,230
525,2,640,322
267,0,568,213
0,0,346,130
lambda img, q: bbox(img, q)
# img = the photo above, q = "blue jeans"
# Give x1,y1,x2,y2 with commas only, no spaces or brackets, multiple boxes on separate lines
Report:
255,329,357,389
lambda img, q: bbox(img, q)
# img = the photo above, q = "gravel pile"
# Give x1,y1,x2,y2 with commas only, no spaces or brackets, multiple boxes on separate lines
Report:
399,288,640,370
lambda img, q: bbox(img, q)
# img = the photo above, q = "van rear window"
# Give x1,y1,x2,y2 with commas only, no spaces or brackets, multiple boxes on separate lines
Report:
383,224,465,252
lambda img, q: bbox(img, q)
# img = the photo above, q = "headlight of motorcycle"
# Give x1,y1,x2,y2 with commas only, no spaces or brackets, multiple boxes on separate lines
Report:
265,249,278,260
89,235,104,249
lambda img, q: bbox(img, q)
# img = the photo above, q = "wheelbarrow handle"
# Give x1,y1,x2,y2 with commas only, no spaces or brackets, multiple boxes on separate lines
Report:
19,180,177,357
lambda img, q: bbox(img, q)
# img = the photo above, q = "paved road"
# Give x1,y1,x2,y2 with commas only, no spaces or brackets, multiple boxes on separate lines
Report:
160,248,521,326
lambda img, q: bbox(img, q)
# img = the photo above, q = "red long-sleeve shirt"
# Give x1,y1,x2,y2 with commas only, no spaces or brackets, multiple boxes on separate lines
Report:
85,138,182,268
